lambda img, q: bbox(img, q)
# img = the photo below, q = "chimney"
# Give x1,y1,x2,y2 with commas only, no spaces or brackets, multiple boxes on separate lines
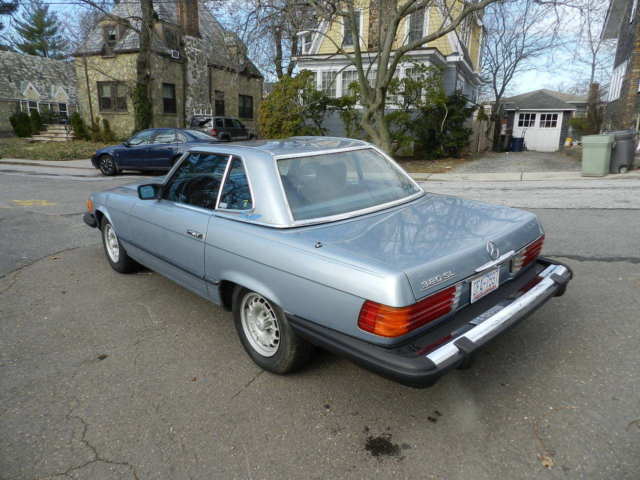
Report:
177,0,200,38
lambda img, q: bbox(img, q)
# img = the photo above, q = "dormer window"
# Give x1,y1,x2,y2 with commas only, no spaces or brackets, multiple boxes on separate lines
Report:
164,26,179,50
297,32,312,55
342,11,361,47
103,25,118,49
408,8,425,44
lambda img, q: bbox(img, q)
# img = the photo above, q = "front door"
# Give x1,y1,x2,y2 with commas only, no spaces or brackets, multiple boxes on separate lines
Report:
115,129,156,169
127,151,231,297
148,129,179,169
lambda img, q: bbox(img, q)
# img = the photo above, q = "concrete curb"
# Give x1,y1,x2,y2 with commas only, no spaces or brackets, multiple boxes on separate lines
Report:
0,158,94,169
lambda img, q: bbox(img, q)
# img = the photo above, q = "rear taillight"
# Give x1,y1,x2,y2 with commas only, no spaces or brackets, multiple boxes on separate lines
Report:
210,128,218,136
358,283,462,337
511,235,545,273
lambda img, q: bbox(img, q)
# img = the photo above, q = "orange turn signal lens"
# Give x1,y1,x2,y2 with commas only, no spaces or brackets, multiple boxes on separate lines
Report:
86,198,94,212
358,284,461,337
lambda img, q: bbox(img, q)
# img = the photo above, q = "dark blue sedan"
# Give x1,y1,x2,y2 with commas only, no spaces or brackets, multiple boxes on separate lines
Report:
91,128,219,176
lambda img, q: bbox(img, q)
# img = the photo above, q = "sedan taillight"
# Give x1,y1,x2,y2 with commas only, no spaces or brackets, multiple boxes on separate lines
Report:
511,235,545,274
210,128,218,136
358,284,462,337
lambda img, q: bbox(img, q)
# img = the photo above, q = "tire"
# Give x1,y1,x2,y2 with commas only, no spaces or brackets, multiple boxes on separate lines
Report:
232,287,313,374
619,166,629,174
98,154,118,176
100,217,138,273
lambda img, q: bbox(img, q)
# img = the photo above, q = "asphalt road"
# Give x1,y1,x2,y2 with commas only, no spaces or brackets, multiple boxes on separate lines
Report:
1,171,639,480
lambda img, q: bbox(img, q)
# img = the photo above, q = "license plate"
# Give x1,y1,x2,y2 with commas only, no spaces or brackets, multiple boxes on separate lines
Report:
470,268,500,303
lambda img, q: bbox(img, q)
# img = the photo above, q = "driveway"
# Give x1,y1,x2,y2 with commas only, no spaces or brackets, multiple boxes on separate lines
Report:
453,151,581,174
1,171,640,479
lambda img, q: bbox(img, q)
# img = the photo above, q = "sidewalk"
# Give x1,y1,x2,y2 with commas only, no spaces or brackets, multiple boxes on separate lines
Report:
411,170,640,182
1,157,639,182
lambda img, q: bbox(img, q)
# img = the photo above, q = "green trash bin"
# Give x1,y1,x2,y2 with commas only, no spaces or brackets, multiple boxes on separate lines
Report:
581,135,614,177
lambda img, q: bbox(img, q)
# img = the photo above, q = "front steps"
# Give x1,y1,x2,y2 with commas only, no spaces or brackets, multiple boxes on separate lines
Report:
29,124,75,142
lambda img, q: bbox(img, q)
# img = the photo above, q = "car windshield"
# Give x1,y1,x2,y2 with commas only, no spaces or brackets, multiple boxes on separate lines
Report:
185,130,215,140
277,148,422,221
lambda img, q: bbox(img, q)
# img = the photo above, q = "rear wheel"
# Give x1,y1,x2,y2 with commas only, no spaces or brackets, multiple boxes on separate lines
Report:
619,166,629,174
233,288,313,374
100,217,138,273
98,154,118,176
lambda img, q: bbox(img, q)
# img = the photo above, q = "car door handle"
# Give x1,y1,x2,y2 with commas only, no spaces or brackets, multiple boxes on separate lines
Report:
186,230,204,240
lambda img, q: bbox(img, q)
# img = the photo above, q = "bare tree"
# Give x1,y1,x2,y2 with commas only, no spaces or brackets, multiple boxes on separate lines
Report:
212,0,307,79
481,0,561,150
305,0,498,153
565,0,614,86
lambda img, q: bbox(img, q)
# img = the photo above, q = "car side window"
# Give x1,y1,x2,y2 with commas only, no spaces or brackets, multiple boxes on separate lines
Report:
215,118,224,128
128,130,154,145
232,119,243,129
218,157,253,210
152,130,177,144
224,118,234,128
162,152,230,210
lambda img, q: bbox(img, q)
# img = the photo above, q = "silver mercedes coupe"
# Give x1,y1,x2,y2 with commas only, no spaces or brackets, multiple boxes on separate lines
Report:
83,137,572,387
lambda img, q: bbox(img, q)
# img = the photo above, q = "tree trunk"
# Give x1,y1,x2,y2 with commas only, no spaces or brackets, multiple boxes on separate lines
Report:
135,0,154,131
82,56,95,126
361,98,392,154
491,101,503,151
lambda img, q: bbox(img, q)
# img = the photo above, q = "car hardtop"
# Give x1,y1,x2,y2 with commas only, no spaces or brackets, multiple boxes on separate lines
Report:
167,136,423,229
184,136,372,159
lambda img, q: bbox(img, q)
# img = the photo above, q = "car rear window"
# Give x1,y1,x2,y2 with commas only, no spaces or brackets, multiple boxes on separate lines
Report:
218,158,253,210
277,148,421,221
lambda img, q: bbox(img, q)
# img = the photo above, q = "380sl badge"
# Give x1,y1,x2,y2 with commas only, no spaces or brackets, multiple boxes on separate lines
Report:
420,271,456,290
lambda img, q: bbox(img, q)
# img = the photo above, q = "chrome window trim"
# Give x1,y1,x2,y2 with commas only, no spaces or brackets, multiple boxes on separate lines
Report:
273,145,425,227
161,150,232,212
215,154,256,214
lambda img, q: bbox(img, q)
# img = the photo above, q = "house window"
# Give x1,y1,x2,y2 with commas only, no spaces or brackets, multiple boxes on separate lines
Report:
239,94,253,119
162,83,177,114
404,68,422,104
214,90,225,116
342,11,361,47
608,61,628,101
540,113,558,128
408,8,425,43
517,113,536,127
97,82,127,112
164,26,179,50
103,25,118,49
321,71,337,98
297,32,312,55
59,103,67,117
341,70,358,96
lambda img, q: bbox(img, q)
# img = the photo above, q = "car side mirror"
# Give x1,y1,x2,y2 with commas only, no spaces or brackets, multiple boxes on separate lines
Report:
138,183,162,200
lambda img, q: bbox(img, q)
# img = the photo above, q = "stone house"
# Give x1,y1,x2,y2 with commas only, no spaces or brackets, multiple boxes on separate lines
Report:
0,50,78,136
73,0,263,138
602,0,640,130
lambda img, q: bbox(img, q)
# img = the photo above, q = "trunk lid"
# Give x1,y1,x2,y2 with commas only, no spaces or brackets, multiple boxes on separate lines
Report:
283,194,543,301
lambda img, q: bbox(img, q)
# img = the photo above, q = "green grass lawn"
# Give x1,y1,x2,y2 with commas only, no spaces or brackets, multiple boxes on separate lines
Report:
0,137,110,161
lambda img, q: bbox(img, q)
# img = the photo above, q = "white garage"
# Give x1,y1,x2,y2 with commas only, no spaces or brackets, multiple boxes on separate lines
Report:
501,89,587,153
512,111,563,152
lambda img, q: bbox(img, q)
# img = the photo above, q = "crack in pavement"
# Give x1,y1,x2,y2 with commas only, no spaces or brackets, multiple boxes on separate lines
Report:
0,246,83,284
47,403,140,479
230,370,264,400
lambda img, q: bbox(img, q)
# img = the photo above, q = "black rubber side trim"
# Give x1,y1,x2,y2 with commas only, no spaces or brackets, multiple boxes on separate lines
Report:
83,212,98,228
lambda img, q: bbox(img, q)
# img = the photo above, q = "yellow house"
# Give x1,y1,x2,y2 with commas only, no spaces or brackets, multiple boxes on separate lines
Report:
294,2,484,103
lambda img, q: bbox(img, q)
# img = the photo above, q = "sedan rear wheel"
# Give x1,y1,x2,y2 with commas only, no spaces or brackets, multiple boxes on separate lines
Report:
98,154,117,176
233,288,313,373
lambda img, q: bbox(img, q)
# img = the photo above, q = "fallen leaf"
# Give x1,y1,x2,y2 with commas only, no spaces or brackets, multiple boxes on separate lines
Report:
539,454,554,469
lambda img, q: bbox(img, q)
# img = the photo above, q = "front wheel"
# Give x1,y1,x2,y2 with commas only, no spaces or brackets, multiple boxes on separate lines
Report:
619,166,629,174
233,288,313,374
100,217,138,273
98,154,118,176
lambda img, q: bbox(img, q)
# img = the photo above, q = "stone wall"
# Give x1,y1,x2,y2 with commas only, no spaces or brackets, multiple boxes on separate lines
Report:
150,54,185,128
183,36,211,122
209,67,262,133
74,54,137,137
0,99,19,135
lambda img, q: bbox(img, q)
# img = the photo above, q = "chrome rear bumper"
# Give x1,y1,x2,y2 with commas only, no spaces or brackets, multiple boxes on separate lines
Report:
426,263,570,368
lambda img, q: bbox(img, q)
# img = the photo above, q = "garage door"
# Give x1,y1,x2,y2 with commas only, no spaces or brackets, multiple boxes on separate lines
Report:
512,111,563,152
